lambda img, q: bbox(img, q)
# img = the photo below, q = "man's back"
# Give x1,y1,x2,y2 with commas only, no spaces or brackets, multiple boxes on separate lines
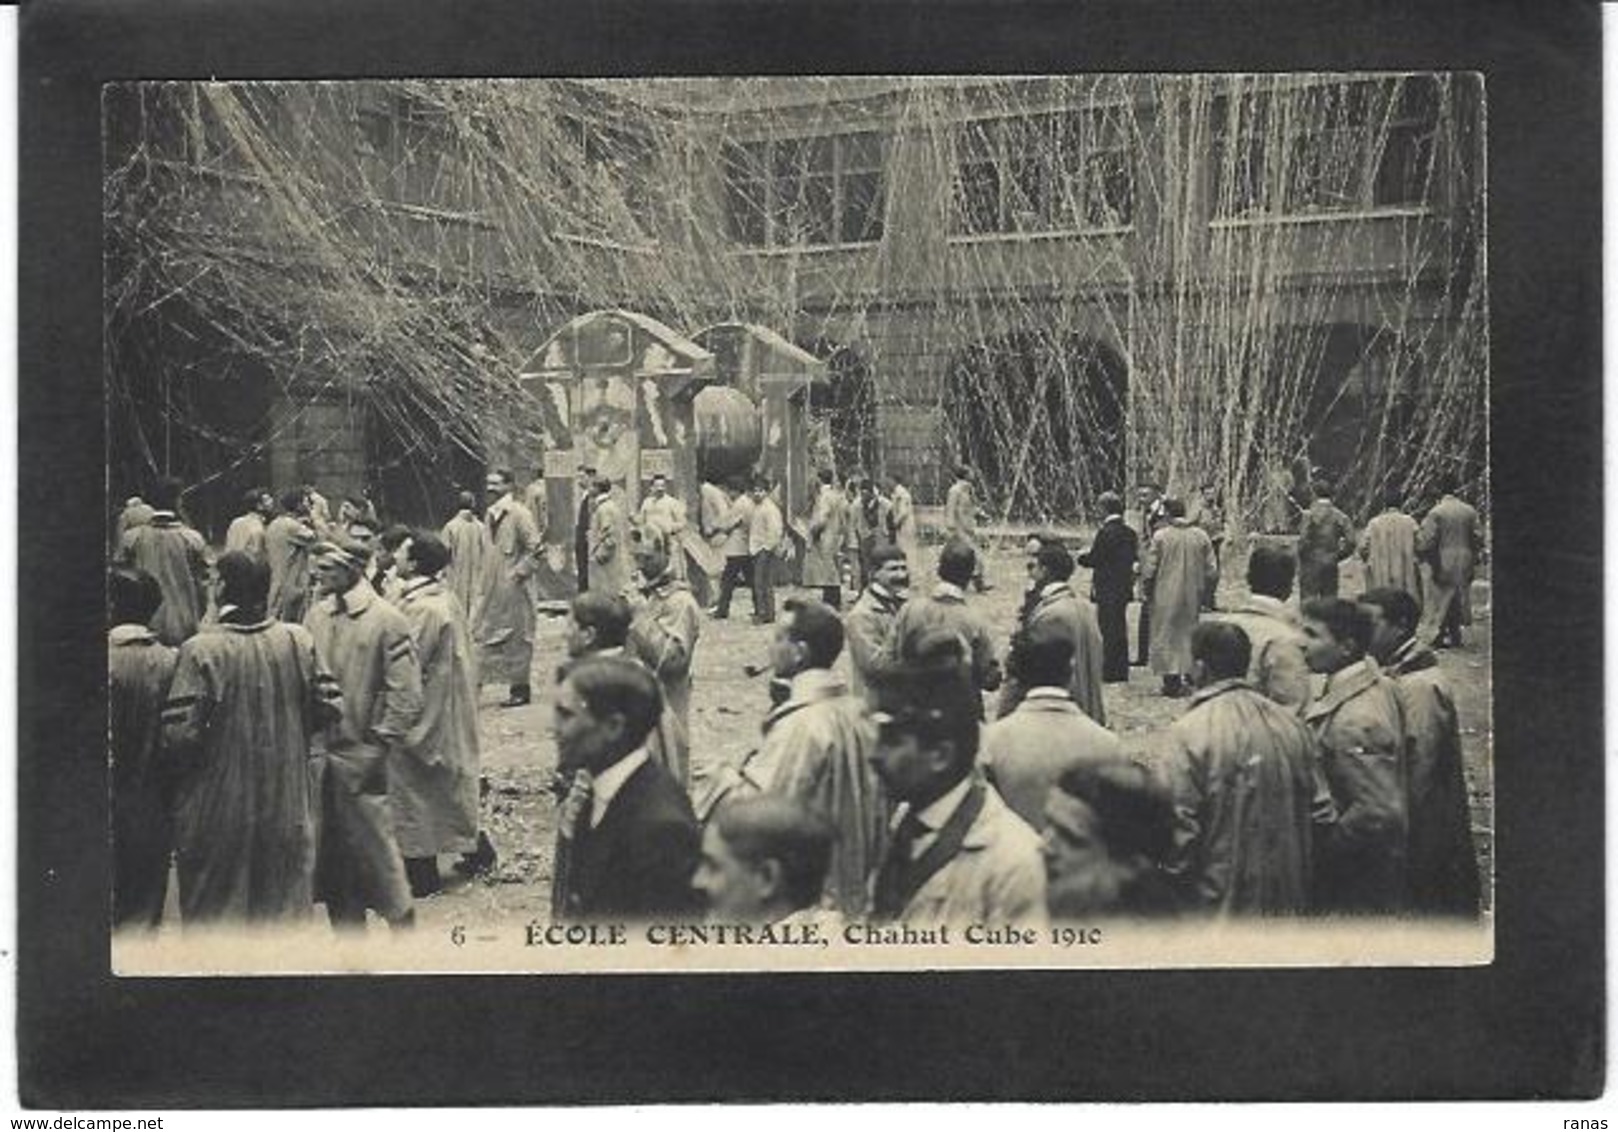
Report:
889,585,1001,694
1209,596,1311,711
120,517,208,645
981,693,1123,828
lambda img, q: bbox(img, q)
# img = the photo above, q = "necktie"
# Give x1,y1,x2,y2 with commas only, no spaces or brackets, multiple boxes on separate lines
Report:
549,770,595,921
870,810,927,922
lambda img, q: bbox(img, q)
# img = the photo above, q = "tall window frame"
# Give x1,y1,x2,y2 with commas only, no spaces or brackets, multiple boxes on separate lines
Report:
723,131,888,249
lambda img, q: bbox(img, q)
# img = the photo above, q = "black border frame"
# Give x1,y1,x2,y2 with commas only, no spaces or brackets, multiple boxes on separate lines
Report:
17,0,1604,1104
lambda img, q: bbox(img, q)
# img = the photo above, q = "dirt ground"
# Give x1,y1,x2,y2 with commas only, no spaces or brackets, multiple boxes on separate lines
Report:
414,541,1494,932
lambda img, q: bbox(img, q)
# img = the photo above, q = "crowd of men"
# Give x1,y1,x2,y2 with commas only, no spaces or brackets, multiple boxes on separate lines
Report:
109,462,1486,937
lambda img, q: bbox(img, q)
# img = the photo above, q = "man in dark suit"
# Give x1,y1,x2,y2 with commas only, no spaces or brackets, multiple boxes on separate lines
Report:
550,655,701,922
572,464,597,593
1078,491,1138,683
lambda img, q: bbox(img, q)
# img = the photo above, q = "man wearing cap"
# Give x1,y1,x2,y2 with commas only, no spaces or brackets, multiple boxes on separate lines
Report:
440,491,488,623
116,475,210,647
867,630,1046,926
476,468,544,708
305,537,424,931
749,599,885,917
844,542,908,700
587,475,633,599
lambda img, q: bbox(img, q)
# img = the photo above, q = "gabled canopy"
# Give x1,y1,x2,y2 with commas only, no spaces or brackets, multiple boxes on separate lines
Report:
521,309,715,398
692,322,829,400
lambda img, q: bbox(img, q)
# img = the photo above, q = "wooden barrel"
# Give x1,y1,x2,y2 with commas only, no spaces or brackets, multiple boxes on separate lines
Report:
693,385,763,484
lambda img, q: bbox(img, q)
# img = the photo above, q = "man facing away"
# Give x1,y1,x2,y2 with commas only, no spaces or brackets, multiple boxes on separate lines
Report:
1361,586,1480,918
477,468,544,708
843,541,908,700
1142,497,1218,698
1300,596,1411,914
1415,478,1484,649
304,537,424,932
109,566,180,931
750,599,887,917
587,474,633,599
1358,486,1421,602
867,630,1047,927
943,464,990,592
1207,543,1312,713
693,795,839,931
440,490,488,623
1156,622,1324,916
626,541,703,791
981,626,1124,831
886,537,1002,707
801,468,849,610
886,475,919,574
549,656,701,923
392,532,485,899
224,487,274,564
265,487,317,624
162,552,343,926
1077,490,1138,684
117,474,209,647
998,537,1108,726
1296,480,1356,601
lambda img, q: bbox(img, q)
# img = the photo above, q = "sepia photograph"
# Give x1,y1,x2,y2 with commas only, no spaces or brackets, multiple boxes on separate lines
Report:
102,74,1493,973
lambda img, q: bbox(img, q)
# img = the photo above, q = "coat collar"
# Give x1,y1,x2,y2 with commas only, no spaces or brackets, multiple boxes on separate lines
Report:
1185,677,1251,709
400,577,442,603
931,581,967,603
321,578,378,619
1014,689,1080,713
1386,636,1439,676
1232,593,1299,626
762,668,848,733
1304,658,1382,721
1035,582,1074,610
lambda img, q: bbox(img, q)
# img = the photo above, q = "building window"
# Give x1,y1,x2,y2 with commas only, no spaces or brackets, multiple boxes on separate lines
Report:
950,108,1135,237
1212,77,1439,220
559,114,658,236
723,132,887,248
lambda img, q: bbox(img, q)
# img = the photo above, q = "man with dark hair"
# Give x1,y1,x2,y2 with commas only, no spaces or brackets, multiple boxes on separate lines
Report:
1208,543,1311,712
743,598,885,916
627,540,703,789
1361,586,1479,917
1157,622,1323,916
886,475,918,573
161,551,344,925
849,478,891,592
1043,759,1179,919
573,465,597,590
1296,480,1356,601
693,796,836,926
588,474,633,599
1078,490,1138,683
886,536,1002,703
550,656,701,922
844,541,908,699
802,468,849,609
392,531,484,898
637,472,688,582
372,523,412,605
109,566,179,930
305,537,423,931
868,630,1045,925
266,487,317,623
1415,479,1484,649
1358,486,1421,602
710,476,755,621
943,465,990,592
564,590,634,661
225,487,274,564
1133,481,1167,665
746,476,785,624
1142,497,1218,698
477,468,544,707
981,625,1123,830
1300,596,1410,913
440,490,487,621
999,536,1108,725
116,475,209,646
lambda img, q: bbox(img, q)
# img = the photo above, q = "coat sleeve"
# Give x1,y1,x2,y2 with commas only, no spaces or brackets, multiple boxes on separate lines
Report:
159,644,215,776
628,600,696,684
374,620,425,742
844,607,895,686
1156,729,1211,905
985,842,1049,929
1255,637,1312,713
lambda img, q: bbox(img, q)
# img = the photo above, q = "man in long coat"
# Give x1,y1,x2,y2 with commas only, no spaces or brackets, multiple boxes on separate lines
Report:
943,465,989,592
162,552,344,926
981,626,1123,830
587,476,633,600
1141,498,1218,697
844,542,907,700
1156,622,1324,916
1362,587,1480,917
393,532,482,898
1296,481,1356,601
801,469,849,609
440,491,488,622
224,487,273,564
1300,597,1411,914
109,567,180,930
265,487,317,624
1078,490,1138,683
999,537,1107,725
886,538,1002,706
114,495,155,547
1358,486,1421,601
886,475,919,573
750,599,886,917
637,473,688,582
1416,482,1484,648
476,469,544,707
1133,482,1167,665
305,538,423,931
1208,543,1312,713
626,542,703,791
117,475,209,647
